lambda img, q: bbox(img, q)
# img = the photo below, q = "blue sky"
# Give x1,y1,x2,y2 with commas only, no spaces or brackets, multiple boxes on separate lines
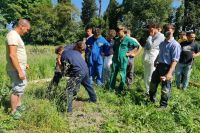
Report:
72,0,181,14
71,0,123,15
52,0,181,14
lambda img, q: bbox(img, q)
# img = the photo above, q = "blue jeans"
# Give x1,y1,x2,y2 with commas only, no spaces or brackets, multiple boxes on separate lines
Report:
175,63,192,90
149,63,171,107
89,61,103,85
66,73,97,112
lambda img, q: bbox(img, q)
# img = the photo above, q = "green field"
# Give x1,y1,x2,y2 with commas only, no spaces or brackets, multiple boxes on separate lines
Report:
0,36,200,133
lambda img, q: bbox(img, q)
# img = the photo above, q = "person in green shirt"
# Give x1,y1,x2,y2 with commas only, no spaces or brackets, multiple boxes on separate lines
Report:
109,26,141,94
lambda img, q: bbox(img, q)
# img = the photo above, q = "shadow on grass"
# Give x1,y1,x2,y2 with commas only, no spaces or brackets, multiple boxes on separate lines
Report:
0,95,10,113
127,80,150,106
0,85,11,113
75,97,90,102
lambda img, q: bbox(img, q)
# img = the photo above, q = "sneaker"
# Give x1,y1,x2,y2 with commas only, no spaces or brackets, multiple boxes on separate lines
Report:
16,104,26,112
10,111,21,120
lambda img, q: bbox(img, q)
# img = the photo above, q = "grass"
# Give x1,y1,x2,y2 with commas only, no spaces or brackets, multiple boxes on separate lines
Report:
0,36,200,132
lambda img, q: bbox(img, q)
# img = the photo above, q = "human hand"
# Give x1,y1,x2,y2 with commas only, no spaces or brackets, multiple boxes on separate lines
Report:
126,52,131,57
193,52,200,58
18,71,25,80
26,64,30,69
165,72,173,81
126,52,135,57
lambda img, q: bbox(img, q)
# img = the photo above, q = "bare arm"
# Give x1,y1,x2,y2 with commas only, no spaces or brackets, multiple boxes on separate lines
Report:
193,52,200,57
126,44,142,57
165,60,177,81
9,45,25,80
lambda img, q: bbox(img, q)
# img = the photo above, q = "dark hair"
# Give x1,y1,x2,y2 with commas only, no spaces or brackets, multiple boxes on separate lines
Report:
85,25,93,30
76,41,84,47
108,29,116,37
186,32,195,36
148,23,157,29
179,31,186,35
73,41,85,53
164,24,175,31
116,25,126,32
147,23,162,29
93,28,102,36
55,46,64,54
157,23,163,29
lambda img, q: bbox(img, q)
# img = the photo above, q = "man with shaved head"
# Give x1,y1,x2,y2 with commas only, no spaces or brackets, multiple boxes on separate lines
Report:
6,19,31,119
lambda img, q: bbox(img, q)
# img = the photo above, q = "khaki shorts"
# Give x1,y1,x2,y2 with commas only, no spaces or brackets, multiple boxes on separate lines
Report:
7,68,27,96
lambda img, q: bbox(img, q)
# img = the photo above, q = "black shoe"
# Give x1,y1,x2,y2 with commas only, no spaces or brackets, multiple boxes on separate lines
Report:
89,99,97,103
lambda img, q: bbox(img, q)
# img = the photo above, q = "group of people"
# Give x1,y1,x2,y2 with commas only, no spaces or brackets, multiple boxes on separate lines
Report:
6,19,200,119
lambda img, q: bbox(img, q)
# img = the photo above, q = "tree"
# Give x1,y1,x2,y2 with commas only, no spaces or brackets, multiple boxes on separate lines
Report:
29,2,81,44
81,0,97,26
119,0,172,38
99,0,102,17
174,4,184,34
104,0,119,29
0,0,51,24
183,0,200,32
0,12,7,35
58,0,71,3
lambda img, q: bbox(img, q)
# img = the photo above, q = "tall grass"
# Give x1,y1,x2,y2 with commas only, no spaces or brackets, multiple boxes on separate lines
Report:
0,40,200,132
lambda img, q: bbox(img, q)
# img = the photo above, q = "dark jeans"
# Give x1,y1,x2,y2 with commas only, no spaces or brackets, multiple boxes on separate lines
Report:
149,63,171,107
52,72,62,86
126,57,134,86
46,72,63,98
66,73,97,112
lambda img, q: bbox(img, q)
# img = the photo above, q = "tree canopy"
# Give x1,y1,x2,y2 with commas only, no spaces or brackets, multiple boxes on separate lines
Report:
81,0,98,26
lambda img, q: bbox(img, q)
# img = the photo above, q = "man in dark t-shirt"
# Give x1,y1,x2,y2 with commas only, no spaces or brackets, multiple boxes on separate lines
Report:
175,32,200,90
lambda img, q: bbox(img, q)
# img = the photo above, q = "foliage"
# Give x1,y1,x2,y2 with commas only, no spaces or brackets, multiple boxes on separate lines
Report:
0,0,51,24
104,0,119,29
81,0,98,26
174,4,185,35
90,17,106,28
29,2,82,45
119,0,172,38
0,1,83,45
183,0,200,32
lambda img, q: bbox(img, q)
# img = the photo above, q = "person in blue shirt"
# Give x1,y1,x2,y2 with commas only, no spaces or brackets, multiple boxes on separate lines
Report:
52,44,75,86
60,41,97,112
46,44,76,98
149,24,181,108
86,28,110,86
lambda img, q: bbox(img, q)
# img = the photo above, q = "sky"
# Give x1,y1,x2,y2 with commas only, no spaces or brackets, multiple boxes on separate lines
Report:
52,0,182,14
71,0,123,15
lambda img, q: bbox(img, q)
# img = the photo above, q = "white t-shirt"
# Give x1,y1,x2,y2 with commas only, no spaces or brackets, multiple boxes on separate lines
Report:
6,30,27,71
